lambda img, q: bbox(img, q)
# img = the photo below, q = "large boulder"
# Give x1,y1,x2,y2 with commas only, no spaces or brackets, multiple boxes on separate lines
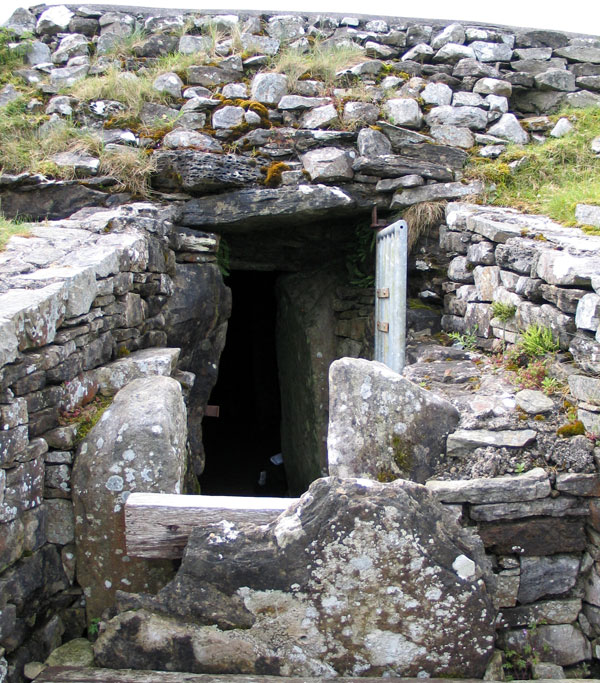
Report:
327,358,460,483
94,477,496,678
72,376,188,624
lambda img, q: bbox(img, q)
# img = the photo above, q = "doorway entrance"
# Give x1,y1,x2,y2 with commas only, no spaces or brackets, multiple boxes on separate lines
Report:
200,270,285,496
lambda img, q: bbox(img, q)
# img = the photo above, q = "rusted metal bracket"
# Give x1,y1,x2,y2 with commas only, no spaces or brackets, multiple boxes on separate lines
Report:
205,405,220,418
377,321,389,333
377,288,389,298
371,205,388,230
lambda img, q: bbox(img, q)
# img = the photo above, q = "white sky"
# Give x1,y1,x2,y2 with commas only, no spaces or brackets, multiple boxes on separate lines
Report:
0,0,599,36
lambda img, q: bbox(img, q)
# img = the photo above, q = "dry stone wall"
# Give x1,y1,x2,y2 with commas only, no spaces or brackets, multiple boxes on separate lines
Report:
0,202,225,681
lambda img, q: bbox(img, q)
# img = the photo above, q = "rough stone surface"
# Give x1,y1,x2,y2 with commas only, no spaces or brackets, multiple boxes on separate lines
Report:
518,555,580,604
250,72,288,105
94,477,496,678
301,147,353,182
383,98,423,129
514,389,554,414
327,358,460,483
576,203,600,228
72,376,187,623
487,114,529,144
95,347,180,395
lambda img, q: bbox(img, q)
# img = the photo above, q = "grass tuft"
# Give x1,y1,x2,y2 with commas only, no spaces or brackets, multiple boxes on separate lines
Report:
465,107,600,225
0,215,31,250
402,200,447,251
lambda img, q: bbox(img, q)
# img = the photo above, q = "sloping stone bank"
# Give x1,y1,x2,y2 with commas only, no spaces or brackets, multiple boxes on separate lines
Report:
0,203,226,680
1,6,600,219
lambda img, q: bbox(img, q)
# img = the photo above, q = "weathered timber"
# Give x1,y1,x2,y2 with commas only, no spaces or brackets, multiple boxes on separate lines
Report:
351,155,454,180
124,492,297,559
37,667,508,683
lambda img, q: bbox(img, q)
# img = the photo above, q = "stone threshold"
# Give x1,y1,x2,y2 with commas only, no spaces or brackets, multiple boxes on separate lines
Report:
35,668,600,683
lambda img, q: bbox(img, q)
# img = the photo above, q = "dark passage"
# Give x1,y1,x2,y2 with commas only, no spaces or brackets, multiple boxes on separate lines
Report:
201,270,286,496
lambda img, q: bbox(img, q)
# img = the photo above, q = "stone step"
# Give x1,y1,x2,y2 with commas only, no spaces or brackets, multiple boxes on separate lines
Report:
35,668,600,683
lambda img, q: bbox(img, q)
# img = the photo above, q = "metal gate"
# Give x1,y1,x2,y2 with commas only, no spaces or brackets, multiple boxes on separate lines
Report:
375,219,408,374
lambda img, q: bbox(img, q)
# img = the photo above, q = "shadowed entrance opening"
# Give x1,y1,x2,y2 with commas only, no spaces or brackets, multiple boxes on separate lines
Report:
200,270,285,496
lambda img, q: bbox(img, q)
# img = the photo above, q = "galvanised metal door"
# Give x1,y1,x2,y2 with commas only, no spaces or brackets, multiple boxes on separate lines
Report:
374,219,408,374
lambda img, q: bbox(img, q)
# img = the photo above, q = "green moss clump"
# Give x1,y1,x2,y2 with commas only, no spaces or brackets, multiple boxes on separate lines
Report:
59,395,113,445
390,435,412,473
556,420,585,437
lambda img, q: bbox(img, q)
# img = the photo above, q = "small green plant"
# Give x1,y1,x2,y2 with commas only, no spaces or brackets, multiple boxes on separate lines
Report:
518,324,559,358
541,376,564,396
515,462,526,474
88,617,101,638
515,359,548,390
346,222,375,288
59,394,113,444
492,301,516,322
447,326,478,351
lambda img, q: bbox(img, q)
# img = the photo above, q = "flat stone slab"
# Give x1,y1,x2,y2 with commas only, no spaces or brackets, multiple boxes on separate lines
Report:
426,467,551,503
95,347,181,395
446,428,537,455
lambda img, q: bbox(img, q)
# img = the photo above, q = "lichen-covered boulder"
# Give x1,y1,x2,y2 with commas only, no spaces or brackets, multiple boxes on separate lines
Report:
72,376,188,624
327,358,460,482
94,477,496,678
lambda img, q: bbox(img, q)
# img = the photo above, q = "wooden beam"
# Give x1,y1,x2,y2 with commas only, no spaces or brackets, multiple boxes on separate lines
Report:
38,666,487,683
124,492,297,559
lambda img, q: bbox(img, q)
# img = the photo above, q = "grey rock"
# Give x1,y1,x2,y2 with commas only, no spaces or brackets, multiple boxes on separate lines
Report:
433,43,474,63
50,151,100,176
0,84,20,108
266,14,305,41
95,347,180,396
72,376,187,623
391,180,484,208
536,250,599,286
402,43,434,62
500,624,590,666
187,65,240,88
152,72,183,98
500,599,582,628
376,175,424,192
425,105,488,130
576,293,600,331
177,34,212,55
535,69,576,91
153,150,262,193
514,47,553,60
427,467,550,503
376,120,432,147
569,375,600,407
432,23,466,50
470,496,587,522
471,41,513,62
447,255,475,283
515,389,554,414
278,95,330,110
364,41,399,59
565,90,600,108
515,30,569,49
592,136,600,153
550,117,574,137
212,105,245,129
577,75,600,91
52,33,89,64
99,11,135,37
180,97,220,112
513,58,568,75
453,58,500,78
94,477,495,678
181,184,355,230
328,358,459,483
356,128,392,156
473,264,501,301
343,101,379,124
4,7,36,36
240,34,280,56
576,203,600,227
45,498,75,545
50,64,89,89
301,147,353,182
162,130,223,152
26,40,52,66
555,45,600,63
430,125,474,148
473,78,512,97
453,92,485,108
383,98,423,129
299,104,339,129
46,95,76,116
421,82,452,106
353,154,454,182
487,114,529,144
36,5,74,35
407,24,432,46
531,662,565,679
486,94,509,113
518,555,580,604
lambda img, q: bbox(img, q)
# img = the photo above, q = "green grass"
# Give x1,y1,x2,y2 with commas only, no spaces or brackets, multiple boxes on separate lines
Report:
0,215,30,249
465,107,600,225
271,40,365,90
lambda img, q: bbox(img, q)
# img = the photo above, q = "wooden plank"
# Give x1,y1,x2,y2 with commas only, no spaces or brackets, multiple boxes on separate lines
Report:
38,667,501,683
124,492,297,559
